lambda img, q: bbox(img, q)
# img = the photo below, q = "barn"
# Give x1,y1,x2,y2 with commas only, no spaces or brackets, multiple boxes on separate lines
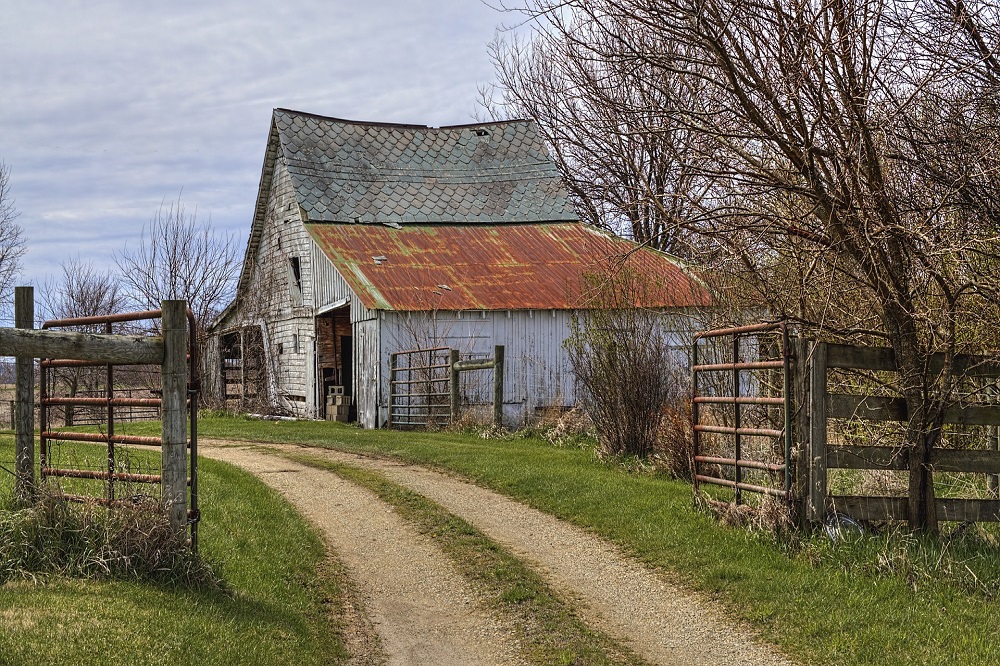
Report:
206,108,710,428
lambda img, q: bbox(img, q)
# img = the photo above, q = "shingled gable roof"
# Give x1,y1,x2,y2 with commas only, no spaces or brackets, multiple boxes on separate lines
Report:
272,108,577,225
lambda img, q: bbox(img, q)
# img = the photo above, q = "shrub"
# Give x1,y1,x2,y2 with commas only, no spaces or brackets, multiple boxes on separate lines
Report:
565,266,687,457
655,395,695,479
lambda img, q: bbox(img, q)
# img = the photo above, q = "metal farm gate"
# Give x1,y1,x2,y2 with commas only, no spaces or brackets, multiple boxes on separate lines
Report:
38,308,200,549
692,322,793,504
389,347,451,429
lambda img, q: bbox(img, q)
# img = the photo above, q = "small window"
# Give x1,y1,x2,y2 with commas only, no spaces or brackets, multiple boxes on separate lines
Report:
293,333,299,354
288,257,303,306
277,342,284,355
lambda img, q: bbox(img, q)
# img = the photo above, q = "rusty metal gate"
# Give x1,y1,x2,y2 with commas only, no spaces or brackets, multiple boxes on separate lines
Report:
389,347,451,429
692,322,793,504
38,309,200,549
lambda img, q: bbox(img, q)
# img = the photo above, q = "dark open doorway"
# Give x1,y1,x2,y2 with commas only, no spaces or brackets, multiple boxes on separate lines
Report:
316,306,353,421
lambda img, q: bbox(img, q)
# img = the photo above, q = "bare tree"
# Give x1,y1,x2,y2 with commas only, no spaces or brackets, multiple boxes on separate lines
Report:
483,16,711,257
41,257,128,425
0,163,27,314
498,0,1000,530
115,197,240,341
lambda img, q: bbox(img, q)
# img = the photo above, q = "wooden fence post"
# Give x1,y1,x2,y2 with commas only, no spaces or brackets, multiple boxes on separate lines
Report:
14,286,34,503
449,349,460,423
161,300,188,537
493,345,504,428
793,336,810,526
807,341,828,522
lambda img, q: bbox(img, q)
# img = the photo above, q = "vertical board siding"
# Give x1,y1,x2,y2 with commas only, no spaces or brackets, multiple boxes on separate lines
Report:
379,308,701,426
310,238,353,311
354,319,380,428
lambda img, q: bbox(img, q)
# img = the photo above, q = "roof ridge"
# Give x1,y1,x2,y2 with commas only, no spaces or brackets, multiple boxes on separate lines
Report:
274,107,533,131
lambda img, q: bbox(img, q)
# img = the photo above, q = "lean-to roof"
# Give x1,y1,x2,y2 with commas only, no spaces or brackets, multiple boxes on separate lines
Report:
306,222,711,312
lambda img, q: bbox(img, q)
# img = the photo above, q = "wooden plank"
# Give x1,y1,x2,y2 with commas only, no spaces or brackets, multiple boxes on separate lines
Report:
0,327,164,365
941,405,1000,426
160,300,188,536
938,498,1000,522
827,495,908,521
808,342,828,521
827,445,908,470
828,446,1000,474
934,449,1000,474
453,360,496,372
829,495,1000,522
827,394,906,421
828,393,1000,425
826,344,895,371
825,343,1000,377
14,287,34,502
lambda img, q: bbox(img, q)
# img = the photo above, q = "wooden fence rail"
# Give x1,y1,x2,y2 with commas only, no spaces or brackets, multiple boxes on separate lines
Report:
807,340,1000,525
7,287,190,536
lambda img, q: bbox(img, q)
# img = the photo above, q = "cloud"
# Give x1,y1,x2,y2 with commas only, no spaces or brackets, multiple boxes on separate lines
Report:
0,0,506,291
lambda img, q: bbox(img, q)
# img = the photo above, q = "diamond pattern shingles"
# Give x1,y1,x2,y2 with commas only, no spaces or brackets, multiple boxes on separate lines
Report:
272,108,577,225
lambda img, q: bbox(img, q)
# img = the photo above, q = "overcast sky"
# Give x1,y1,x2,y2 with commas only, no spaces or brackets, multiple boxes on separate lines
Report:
0,0,515,299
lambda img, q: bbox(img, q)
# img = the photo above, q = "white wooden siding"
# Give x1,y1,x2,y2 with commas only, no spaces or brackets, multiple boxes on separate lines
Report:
379,308,701,425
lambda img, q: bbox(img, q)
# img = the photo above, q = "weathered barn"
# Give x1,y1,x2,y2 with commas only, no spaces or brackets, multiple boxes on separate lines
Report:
206,108,710,427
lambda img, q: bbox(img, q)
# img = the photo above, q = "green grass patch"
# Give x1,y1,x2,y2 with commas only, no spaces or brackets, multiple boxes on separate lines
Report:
192,415,1000,666
283,450,649,666
0,435,352,665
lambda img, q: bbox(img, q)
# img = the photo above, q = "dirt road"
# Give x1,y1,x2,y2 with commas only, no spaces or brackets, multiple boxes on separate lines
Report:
202,440,794,666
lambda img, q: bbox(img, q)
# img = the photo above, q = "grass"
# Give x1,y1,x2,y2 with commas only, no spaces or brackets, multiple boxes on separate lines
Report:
184,414,1000,666
0,435,353,665
283,450,649,666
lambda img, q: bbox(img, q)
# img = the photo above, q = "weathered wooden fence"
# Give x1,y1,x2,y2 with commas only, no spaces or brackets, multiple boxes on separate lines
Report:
805,341,1000,524
693,325,1000,530
7,287,195,542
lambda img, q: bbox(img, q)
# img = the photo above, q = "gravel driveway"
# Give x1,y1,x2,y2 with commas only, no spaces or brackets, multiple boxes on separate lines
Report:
202,439,795,666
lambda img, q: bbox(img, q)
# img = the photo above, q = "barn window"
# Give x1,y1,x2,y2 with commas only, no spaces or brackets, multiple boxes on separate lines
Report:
288,257,303,306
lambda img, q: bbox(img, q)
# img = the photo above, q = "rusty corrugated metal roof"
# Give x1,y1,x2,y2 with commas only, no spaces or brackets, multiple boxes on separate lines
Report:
273,109,577,225
306,222,711,312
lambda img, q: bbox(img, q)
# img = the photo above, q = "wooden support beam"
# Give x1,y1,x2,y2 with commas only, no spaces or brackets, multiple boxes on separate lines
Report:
807,341,828,522
792,336,810,527
161,300,188,536
449,349,460,424
493,345,504,428
0,327,164,365
14,287,34,502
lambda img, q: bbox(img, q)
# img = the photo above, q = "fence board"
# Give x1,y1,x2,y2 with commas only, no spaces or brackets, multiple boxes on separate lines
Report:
828,393,1000,425
827,445,908,470
826,343,1000,376
827,495,908,521
829,495,1000,522
828,445,1000,474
